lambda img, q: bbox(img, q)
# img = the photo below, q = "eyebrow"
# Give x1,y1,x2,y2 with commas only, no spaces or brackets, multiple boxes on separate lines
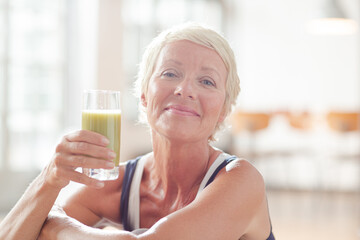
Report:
162,59,183,66
200,66,222,79
161,59,222,79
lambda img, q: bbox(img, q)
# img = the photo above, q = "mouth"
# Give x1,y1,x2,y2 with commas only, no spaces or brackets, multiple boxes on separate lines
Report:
165,105,200,117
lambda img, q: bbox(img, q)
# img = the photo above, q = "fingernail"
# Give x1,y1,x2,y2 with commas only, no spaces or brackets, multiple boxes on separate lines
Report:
108,151,116,159
102,137,110,145
106,161,115,168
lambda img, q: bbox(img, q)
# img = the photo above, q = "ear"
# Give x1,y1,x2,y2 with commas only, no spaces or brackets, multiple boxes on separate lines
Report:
218,114,226,124
218,108,227,123
141,93,147,107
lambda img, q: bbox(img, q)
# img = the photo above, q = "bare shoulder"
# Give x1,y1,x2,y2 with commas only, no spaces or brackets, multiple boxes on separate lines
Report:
219,158,265,193
195,158,269,238
197,158,266,210
221,159,271,239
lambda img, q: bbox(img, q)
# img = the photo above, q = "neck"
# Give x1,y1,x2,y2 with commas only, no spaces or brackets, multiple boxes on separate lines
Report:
146,131,217,204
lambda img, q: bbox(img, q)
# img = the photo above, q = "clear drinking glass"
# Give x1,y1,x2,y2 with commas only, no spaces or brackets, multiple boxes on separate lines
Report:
81,90,121,180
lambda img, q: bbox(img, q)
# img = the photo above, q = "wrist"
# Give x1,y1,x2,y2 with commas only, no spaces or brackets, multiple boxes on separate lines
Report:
40,162,70,191
37,166,68,193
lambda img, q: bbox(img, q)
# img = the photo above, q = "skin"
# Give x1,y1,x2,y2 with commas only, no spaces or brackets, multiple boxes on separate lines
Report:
0,130,115,240
0,40,272,240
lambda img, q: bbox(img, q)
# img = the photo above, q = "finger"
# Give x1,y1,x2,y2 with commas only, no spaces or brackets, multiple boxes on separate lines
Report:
65,130,110,147
61,141,116,160
64,169,105,188
55,153,115,169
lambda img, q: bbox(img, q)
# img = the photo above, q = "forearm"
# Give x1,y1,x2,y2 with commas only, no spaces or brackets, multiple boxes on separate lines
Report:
0,130,116,240
58,224,138,240
0,170,61,240
41,211,138,240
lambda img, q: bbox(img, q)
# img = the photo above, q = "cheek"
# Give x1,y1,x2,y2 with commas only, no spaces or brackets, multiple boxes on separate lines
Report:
203,94,226,120
146,84,167,115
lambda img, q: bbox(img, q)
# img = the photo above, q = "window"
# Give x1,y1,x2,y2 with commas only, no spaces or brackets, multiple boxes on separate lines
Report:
0,0,66,171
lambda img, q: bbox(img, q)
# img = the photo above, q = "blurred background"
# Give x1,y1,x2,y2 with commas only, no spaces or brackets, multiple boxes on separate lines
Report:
0,0,359,239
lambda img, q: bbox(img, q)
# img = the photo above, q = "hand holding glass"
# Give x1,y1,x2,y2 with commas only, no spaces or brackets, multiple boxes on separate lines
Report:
82,90,121,180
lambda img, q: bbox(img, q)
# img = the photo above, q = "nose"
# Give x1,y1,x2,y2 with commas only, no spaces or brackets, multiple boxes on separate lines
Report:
174,78,196,100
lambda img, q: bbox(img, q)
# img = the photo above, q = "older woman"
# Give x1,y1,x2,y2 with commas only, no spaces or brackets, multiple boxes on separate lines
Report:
0,23,275,240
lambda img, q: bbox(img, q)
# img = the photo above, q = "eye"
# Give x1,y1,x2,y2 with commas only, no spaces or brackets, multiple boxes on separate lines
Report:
161,70,178,78
200,79,216,87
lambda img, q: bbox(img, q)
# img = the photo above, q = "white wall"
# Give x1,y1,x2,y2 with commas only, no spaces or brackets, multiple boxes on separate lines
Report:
234,0,360,113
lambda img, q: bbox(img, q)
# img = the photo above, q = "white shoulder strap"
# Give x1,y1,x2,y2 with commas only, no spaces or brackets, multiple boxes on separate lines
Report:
128,156,146,230
195,152,232,198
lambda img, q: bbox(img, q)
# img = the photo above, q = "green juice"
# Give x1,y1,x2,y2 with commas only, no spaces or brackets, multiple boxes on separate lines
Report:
82,110,121,166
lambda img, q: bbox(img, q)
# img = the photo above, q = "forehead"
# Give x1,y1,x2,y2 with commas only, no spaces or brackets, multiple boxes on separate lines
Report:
156,40,227,74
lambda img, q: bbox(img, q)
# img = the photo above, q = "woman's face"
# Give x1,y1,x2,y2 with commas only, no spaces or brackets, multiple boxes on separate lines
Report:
142,40,227,142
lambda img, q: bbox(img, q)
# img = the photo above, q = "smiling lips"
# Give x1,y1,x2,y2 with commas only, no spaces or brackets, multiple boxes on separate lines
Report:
165,105,200,117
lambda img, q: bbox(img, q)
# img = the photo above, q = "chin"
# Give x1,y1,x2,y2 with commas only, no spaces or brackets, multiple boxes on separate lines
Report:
153,118,210,141
162,128,208,143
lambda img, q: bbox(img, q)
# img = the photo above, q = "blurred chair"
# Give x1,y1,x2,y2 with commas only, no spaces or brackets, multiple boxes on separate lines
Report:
284,111,319,190
286,111,313,131
326,111,360,160
230,111,271,159
326,111,360,191
285,111,315,155
326,112,359,133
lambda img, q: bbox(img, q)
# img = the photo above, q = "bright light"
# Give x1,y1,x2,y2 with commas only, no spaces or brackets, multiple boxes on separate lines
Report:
307,18,358,35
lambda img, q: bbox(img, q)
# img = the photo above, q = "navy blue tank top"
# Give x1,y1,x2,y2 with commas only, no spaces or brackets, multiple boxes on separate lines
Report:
120,156,275,240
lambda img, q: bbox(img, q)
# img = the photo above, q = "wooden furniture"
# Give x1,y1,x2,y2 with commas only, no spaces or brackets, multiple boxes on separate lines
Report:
326,111,360,191
326,112,359,132
286,111,313,130
231,112,271,133
230,111,272,159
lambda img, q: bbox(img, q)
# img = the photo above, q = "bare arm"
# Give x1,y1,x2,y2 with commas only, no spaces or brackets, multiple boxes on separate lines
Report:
0,130,115,240
38,159,269,240
39,209,136,240
0,172,61,240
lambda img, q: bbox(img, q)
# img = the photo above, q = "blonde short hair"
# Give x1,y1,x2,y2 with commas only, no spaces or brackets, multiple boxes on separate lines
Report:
135,23,240,141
